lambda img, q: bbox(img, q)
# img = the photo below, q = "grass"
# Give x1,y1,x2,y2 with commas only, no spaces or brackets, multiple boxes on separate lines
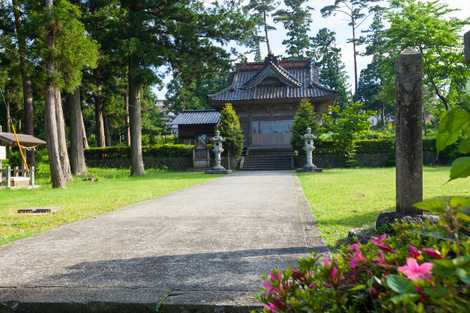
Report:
0,167,217,246
298,167,470,248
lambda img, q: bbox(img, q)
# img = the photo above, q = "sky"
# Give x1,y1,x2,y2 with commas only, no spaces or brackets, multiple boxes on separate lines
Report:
154,0,470,99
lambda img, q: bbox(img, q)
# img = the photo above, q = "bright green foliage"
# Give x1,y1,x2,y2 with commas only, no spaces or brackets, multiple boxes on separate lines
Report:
217,103,244,159
273,0,312,58
310,28,350,106
291,99,319,154
34,0,99,91
436,105,470,181
384,0,470,110
321,102,371,165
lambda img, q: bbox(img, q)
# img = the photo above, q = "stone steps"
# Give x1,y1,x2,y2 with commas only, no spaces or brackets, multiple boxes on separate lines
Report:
241,149,293,170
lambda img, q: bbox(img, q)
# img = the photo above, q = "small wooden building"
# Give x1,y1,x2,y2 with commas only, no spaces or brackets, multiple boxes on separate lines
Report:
172,110,221,145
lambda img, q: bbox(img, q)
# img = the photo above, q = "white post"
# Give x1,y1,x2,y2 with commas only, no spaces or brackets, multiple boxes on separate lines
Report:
7,166,11,188
30,166,35,187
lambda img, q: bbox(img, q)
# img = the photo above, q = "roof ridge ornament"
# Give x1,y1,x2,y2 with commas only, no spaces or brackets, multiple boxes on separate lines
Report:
265,53,279,65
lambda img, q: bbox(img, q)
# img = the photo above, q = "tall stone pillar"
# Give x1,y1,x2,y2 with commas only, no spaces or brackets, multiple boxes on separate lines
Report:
395,48,423,214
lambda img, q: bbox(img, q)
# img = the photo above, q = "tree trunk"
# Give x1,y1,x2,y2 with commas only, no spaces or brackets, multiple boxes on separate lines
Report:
263,10,271,55
95,96,106,147
45,0,65,188
81,109,89,149
352,19,358,95
13,0,35,166
128,65,145,176
55,89,72,182
5,99,11,133
104,112,112,146
125,91,131,146
68,88,87,175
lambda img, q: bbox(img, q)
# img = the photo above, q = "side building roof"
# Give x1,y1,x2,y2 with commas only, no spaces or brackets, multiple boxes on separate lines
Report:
172,110,220,126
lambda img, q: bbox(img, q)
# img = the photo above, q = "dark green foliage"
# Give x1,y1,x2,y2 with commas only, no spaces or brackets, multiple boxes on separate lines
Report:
243,0,278,56
85,144,193,160
166,66,231,113
309,28,350,106
273,0,312,58
356,9,392,123
291,99,319,154
217,103,244,158
321,0,382,94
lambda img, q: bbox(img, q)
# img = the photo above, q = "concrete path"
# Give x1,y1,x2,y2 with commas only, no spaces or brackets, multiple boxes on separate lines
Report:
0,171,325,312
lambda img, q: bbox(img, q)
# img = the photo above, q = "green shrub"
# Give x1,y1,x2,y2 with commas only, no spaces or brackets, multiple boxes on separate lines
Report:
217,103,244,158
292,99,320,154
256,197,470,313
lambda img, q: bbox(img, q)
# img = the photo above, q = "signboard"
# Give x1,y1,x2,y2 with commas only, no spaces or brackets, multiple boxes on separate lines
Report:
0,146,6,160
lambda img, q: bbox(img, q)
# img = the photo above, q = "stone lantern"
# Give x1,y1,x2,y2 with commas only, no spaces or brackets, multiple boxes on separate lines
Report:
298,127,322,172
205,130,232,174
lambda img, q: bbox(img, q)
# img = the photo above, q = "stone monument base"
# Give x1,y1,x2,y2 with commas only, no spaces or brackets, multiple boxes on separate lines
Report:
296,166,323,173
205,167,232,174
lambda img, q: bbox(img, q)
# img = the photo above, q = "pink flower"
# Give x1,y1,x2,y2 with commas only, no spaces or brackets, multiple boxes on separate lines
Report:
330,266,338,282
350,243,361,252
371,234,394,252
374,251,388,267
308,283,316,289
422,248,443,259
322,257,332,267
262,281,278,294
264,302,278,312
398,258,433,281
408,245,421,258
264,299,285,312
350,250,366,269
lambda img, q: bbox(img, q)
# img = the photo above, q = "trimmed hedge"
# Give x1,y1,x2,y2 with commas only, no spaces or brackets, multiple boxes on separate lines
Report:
85,144,194,160
85,144,194,170
316,138,457,155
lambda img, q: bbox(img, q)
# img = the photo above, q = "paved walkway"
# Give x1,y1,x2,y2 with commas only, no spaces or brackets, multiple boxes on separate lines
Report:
0,171,325,311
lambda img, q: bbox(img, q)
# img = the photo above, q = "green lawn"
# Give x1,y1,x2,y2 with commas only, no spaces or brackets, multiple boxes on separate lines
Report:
0,168,216,246
298,167,470,248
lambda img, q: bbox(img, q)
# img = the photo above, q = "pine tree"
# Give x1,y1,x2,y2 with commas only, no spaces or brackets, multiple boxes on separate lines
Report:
356,9,393,128
321,0,382,95
244,0,278,56
310,28,350,106
274,0,312,58
120,0,253,176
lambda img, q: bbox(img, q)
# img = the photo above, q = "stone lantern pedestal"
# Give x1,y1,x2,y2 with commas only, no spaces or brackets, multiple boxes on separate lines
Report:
297,127,322,173
205,130,232,174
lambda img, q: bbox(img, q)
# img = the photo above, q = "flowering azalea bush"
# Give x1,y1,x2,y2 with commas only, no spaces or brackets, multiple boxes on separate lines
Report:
256,197,470,312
